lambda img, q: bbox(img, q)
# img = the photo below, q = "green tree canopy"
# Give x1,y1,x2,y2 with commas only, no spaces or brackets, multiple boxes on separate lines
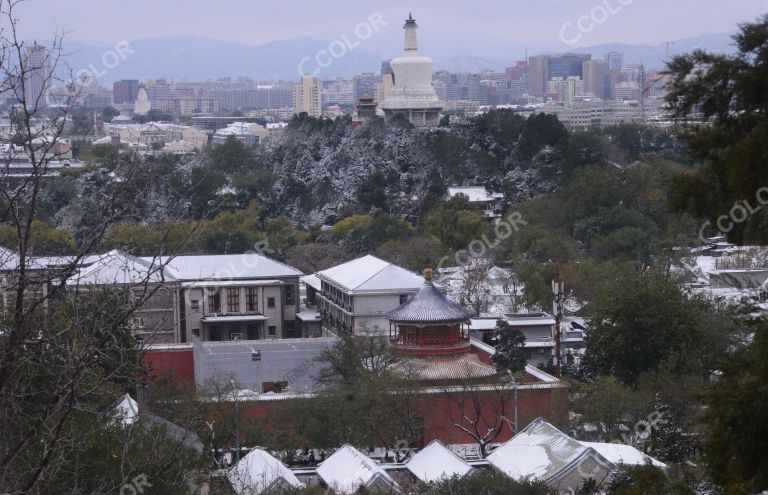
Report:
665,15,768,243
584,270,737,386
491,319,527,374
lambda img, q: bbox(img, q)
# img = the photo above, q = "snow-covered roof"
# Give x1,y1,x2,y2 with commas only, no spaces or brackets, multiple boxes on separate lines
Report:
524,365,560,383
228,448,304,495
384,272,475,323
296,308,321,321
469,318,500,331
301,274,322,291
317,255,427,293
505,313,556,326
487,418,612,482
446,186,495,202
400,354,497,382
469,339,560,384
69,251,171,286
316,444,398,494
581,442,666,469
114,394,138,426
151,254,303,282
406,440,473,483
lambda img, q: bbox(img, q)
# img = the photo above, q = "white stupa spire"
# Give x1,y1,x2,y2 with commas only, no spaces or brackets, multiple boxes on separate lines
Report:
404,12,419,52
382,12,443,128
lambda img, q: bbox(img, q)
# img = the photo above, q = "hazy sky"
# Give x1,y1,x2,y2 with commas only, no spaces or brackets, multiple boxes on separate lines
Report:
14,0,768,53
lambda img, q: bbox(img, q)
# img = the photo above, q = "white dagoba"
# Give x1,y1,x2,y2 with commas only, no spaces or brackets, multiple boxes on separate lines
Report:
381,13,443,128
134,86,151,116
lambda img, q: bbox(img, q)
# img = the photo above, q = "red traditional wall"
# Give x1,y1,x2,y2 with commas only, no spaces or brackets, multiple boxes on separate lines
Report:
143,348,195,383
224,386,567,448
418,387,568,446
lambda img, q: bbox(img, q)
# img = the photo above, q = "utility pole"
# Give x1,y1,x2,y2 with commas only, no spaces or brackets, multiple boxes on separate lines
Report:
552,262,565,378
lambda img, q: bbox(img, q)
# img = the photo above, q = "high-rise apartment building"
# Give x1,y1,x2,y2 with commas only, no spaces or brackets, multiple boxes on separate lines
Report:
432,70,461,102
352,72,377,101
294,75,323,117
505,61,528,81
23,42,51,107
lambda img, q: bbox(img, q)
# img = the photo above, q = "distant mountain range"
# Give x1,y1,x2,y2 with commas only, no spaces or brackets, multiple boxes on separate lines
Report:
434,32,738,73
56,31,737,83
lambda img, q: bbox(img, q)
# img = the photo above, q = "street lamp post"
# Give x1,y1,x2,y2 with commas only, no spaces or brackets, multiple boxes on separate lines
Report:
508,371,519,434
230,379,240,463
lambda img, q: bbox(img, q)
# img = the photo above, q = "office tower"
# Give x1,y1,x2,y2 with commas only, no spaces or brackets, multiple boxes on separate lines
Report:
582,59,611,99
113,80,140,104
604,51,624,71
505,61,528,81
549,53,591,79
528,55,550,94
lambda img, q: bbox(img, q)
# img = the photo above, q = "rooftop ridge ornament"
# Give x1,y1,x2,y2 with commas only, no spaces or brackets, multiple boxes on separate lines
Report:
423,268,433,285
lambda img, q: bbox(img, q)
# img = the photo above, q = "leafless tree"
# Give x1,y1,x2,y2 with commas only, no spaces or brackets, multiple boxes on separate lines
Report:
285,242,350,274
0,2,205,492
459,257,493,315
495,267,523,313
434,379,515,459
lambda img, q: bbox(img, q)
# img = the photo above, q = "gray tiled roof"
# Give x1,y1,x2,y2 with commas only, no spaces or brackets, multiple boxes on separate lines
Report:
193,338,336,393
384,283,475,323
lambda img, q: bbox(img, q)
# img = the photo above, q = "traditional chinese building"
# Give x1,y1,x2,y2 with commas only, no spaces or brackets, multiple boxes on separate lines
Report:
385,268,475,358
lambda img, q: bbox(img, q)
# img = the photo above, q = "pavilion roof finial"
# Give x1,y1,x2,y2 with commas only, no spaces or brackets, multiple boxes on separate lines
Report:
423,268,433,285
